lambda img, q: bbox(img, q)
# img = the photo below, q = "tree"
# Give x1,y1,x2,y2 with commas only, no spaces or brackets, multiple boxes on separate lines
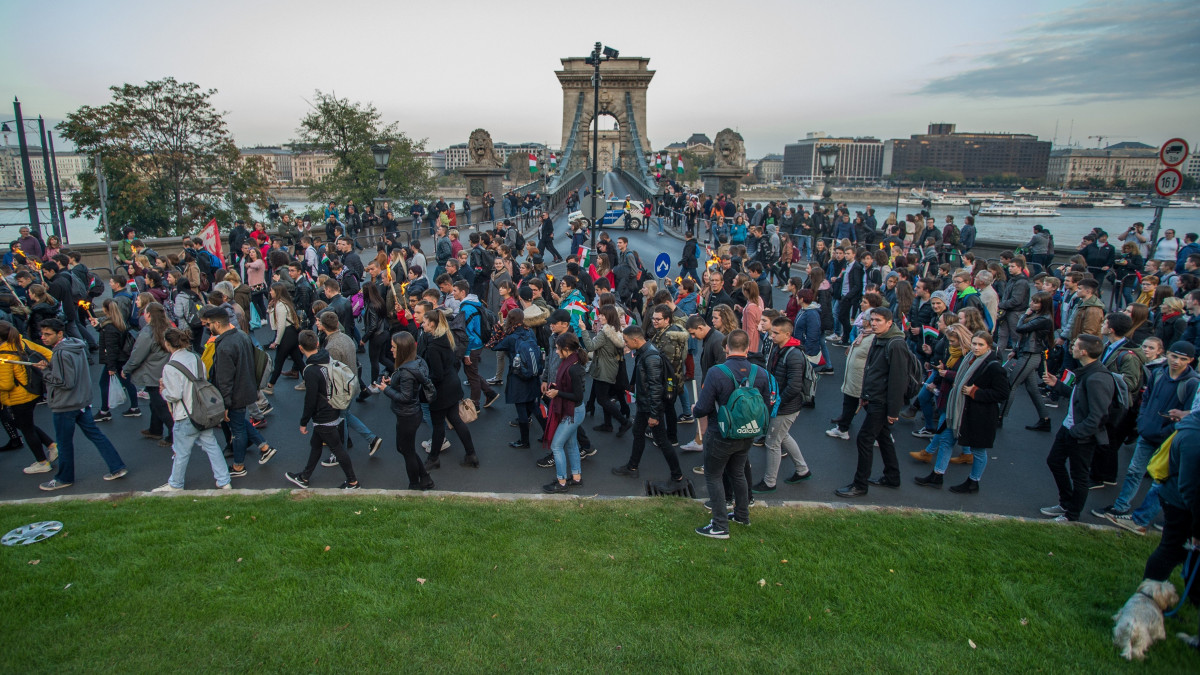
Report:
294,91,432,212
59,77,272,238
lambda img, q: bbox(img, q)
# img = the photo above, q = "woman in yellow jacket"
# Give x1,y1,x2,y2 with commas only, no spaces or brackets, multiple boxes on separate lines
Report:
0,320,56,474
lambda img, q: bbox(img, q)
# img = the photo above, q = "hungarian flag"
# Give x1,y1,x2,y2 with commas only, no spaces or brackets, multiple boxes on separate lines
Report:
549,154,557,170
1060,370,1077,387
624,390,637,404
676,154,684,175
529,153,538,174
921,325,940,341
199,218,225,265
655,154,663,170
664,155,672,172
575,245,592,266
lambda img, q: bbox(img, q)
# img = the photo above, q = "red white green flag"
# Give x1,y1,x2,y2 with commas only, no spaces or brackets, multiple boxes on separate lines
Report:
549,154,557,170
529,153,538,174
676,154,684,175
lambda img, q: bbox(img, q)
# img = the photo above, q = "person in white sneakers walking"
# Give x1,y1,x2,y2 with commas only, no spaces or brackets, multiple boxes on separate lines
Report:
0,321,56,475
153,328,231,491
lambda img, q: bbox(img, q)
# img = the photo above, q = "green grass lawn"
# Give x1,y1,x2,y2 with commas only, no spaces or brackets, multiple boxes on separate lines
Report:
0,492,1195,673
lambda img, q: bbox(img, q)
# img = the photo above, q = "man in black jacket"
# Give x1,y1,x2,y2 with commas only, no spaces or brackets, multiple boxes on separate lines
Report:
336,237,364,280
907,279,937,358
836,250,873,343
612,325,684,484
703,274,734,325
320,278,354,335
42,261,98,352
996,257,1033,351
836,308,909,497
538,212,563,263
1040,334,1116,522
285,330,358,489
206,307,276,477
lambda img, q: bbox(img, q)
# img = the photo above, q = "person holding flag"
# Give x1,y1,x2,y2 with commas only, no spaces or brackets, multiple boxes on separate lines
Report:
557,275,589,336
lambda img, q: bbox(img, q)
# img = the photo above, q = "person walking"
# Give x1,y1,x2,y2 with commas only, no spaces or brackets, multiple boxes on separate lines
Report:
262,283,305,395
89,299,140,422
914,331,1010,493
754,316,814,492
284,330,359,489
826,314,876,441
692,329,773,539
835,308,909,498
419,308,479,469
538,212,563,263
492,307,544,449
542,332,587,493
381,332,436,490
35,319,126,491
205,307,277,477
1039,334,1115,522
582,305,632,437
611,325,685,485
1003,291,1055,431
122,302,173,447
0,321,56,475
456,281,500,410
152,328,232,491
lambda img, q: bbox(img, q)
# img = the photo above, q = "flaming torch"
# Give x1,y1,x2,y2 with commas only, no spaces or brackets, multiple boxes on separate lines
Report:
77,299,93,320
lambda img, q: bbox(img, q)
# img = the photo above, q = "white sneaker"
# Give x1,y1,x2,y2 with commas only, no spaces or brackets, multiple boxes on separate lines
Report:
22,460,52,474
825,426,850,440
151,483,182,492
217,483,232,490
421,439,452,453
47,443,58,463
679,441,704,452
1039,505,1066,517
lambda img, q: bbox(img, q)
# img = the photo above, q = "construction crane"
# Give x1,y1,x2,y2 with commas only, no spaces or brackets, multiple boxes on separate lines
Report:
1088,135,1128,148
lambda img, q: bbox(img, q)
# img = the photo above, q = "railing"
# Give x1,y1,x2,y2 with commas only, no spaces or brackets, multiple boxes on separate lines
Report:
549,92,585,188
623,92,660,194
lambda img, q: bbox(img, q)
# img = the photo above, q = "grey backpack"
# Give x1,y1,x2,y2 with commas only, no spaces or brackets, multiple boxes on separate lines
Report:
167,360,227,430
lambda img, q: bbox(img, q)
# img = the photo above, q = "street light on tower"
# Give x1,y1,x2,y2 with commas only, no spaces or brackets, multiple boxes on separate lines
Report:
372,143,391,231
817,144,840,215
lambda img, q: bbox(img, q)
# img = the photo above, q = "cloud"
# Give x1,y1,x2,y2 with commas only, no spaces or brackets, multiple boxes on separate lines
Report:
920,0,1200,101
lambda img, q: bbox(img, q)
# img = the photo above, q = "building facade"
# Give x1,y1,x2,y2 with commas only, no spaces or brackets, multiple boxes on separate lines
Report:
1182,147,1200,182
0,146,90,191
240,146,294,184
882,123,1051,180
1045,146,1159,187
783,133,883,183
444,142,549,171
754,154,783,182
291,151,339,185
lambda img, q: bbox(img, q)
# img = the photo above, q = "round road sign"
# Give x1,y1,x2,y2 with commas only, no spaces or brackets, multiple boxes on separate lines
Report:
1155,168,1183,198
1160,138,1189,167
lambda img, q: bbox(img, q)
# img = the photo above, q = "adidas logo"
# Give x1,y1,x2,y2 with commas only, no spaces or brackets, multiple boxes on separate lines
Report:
734,420,761,435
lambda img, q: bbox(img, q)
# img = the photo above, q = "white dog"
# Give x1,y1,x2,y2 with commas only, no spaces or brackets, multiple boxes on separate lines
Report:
1112,579,1180,660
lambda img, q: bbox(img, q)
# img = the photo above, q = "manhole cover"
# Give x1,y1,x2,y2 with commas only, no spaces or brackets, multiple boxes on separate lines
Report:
2,521,63,546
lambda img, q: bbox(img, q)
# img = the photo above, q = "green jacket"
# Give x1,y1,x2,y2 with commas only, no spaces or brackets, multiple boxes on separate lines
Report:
1102,342,1145,394
581,325,625,384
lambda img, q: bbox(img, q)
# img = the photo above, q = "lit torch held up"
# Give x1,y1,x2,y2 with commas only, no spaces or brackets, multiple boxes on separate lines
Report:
77,299,93,320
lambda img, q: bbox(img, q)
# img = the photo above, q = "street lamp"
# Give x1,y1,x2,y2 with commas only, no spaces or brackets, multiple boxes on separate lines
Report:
3,97,63,241
372,143,391,231
817,144,840,214
584,41,618,251
968,199,982,217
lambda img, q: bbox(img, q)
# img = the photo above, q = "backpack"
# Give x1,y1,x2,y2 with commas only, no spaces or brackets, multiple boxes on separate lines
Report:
460,300,496,343
714,364,769,439
316,359,359,410
86,273,104,298
120,328,137,362
179,291,204,329
253,345,273,391
783,346,818,407
166,360,226,430
510,330,543,380
1105,371,1132,425
653,351,680,399
66,272,88,301
513,228,526,252
893,337,924,402
351,291,364,318
1,346,45,397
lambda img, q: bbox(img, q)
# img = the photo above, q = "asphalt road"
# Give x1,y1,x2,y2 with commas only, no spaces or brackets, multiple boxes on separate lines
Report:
0,173,1154,525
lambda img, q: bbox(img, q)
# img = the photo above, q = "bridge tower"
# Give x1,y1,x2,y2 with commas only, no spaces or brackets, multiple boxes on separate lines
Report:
555,56,654,176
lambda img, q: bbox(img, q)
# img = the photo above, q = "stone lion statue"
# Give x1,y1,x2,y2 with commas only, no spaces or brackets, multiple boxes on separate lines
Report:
467,128,502,168
713,128,746,169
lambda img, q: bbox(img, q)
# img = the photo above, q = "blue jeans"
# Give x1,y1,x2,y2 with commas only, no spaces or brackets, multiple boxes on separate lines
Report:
797,235,813,259
917,376,937,429
831,299,842,336
52,407,124,484
1130,481,1164,526
656,216,665,234
228,407,266,467
1113,436,1158,512
550,409,584,481
168,418,230,488
343,412,377,444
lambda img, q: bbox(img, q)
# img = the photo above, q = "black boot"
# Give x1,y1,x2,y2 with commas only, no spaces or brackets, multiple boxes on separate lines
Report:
1025,417,1051,432
949,477,979,494
913,471,943,488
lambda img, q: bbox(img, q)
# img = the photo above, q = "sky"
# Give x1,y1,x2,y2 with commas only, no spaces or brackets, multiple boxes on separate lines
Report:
2,0,1198,158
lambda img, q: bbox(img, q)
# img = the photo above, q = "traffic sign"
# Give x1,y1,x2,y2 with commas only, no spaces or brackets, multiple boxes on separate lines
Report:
1155,168,1183,197
654,252,671,278
1160,138,1189,167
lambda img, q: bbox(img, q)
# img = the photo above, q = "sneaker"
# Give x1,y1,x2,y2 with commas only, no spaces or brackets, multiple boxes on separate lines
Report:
784,471,812,484
39,479,73,491
262,384,274,395
508,419,520,428
285,471,310,488
1042,397,1059,408
1052,515,1069,523
137,390,150,400
228,466,248,478
421,439,451,453
611,464,638,477
678,414,695,424
1090,505,1126,519
93,410,113,423
217,483,232,490
816,367,835,376
1153,522,1164,532
680,440,704,452
536,453,555,468
123,408,143,418
151,483,182,492
543,480,569,494
726,512,751,526
911,427,936,439
825,426,850,440
1039,505,1066,517
294,383,306,391
47,443,58,462
483,391,501,408
321,454,340,467
1104,512,1147,535
369,437,383,456
751,480,776,494
257,404,274,417
703,499,734,510
752,436,766,447
103,468,128,481
251,418,268,430
579,446,597,459
692,465,705,475
258,446,277,465
22,461,52,474
339,481,360,490
140,430,162,439
695,522,730,539
486,377,503,385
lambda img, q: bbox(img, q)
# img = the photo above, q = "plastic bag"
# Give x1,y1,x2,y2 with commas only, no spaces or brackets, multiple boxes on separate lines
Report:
108,377,129,409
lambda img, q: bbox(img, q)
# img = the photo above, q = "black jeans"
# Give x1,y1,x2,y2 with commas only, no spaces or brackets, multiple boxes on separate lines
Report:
269,325,305,385
663,394,679,444
627,410,682,479
702,429,752,532
852,402,899,488
835,393,861,432
429,403,475,461
1091,418,1123,485
10,399,52,462
1144,503,1200,633
539,236,562,261
301,423,355,484
1046,426,1097,521
593,379,629,427
366,329,393,384
514,400,537,444
394,413,430,488
145,385,172,439
838,296,858,342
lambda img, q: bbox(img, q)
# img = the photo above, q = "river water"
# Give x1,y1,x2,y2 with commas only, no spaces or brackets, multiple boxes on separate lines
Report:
4,197,1200,248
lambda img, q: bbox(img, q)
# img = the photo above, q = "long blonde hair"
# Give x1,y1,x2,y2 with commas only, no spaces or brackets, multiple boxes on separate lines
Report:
426,308,453,348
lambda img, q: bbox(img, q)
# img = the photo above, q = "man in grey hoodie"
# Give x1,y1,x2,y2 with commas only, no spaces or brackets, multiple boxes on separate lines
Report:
35,319,126,491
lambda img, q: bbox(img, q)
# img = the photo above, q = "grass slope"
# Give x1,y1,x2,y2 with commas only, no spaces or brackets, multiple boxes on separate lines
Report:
0,493,1195,673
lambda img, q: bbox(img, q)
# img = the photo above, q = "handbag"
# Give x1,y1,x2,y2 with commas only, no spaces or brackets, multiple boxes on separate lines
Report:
458,398,478,424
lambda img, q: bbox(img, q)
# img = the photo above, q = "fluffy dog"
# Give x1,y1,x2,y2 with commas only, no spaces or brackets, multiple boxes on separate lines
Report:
1112,579,1180,660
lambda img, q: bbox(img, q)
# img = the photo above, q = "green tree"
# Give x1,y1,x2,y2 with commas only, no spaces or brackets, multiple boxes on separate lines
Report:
59,77,272,238
900,167,961,183
293,91,432,211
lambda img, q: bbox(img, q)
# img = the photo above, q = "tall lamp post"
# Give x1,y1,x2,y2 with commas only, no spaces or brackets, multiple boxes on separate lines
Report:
968,199,982,218
4,98,43,240
584,41,618,251
371,143,391,238
816,144,840,216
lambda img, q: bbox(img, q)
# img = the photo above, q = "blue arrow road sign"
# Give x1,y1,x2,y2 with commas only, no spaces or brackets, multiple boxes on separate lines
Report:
654,252,671,278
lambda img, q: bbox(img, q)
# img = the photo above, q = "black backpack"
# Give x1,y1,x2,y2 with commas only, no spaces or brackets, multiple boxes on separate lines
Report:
1,347,46,397
513,228,526,252
893,338,924,402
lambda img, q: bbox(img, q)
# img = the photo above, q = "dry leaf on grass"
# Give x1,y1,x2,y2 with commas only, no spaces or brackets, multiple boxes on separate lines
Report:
968,639,977,649
417,578,426,585
323,546,330,552
757,579,766,587
28,560,39,565
1020,618,1029,626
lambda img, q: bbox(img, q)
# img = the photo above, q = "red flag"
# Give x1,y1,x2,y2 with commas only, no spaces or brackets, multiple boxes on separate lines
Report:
200,218,225,265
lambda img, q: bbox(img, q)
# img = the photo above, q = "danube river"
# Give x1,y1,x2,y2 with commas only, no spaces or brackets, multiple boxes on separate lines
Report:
4,197,1200,248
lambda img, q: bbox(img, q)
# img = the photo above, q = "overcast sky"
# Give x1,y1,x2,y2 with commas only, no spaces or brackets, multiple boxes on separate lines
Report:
3,0,1197,158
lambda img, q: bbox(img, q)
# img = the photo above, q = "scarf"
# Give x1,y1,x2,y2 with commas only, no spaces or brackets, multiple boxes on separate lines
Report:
543,353,580,449
946,344,963,369
945,351,991,439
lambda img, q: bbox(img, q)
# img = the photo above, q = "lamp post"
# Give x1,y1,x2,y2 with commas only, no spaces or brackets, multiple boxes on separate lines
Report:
584,41,618,251
968,199,982,218
816,144,840,216
371,143,391,237
6,98,42,239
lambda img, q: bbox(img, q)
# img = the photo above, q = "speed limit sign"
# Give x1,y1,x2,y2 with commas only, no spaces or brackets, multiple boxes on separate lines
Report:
1155,168,1183,197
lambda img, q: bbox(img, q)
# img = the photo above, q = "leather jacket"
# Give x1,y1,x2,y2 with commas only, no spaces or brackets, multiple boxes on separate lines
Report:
631,342,665,417
384,359,433,418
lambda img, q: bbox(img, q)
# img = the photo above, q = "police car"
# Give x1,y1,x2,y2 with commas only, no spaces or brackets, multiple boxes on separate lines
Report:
568,197,644,231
